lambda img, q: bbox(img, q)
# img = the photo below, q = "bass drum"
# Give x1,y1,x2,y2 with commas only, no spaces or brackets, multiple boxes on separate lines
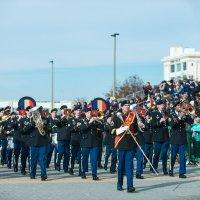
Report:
18,96,36,110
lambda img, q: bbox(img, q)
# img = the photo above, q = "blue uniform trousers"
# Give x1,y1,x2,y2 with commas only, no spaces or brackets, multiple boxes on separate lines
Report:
30,146,47,178
133,145,144,176
97,145,103,166
71,145,81,172
152,141,169,173
117,149,134,190
6,148,13,168
104,144,117,171
21,143,30,171
46,143,58,168
13,141,21,167
82,147,98,176
57,140,70,171
0,139,8,165
171,144,186,175
143,143,153,169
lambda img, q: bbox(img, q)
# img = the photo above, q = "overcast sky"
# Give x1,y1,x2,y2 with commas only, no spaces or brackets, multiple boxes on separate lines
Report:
1,0,200,101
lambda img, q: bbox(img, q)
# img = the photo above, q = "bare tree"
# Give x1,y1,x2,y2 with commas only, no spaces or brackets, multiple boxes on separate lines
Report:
106,75,144,98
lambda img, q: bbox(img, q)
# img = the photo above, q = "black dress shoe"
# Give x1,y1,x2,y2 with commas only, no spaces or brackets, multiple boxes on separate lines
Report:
117,187,123,191
104,165,108,170
81,174,87,179
92,176,100,181
110,169,117,174
78,171,83,176
163,171,169,175
30,176,35,179
7,164,11,169
179,174,187,178
127,187,136,193
41,176,47,181
14,165,18,172
136,175,144,179
21,170,26,175
169,170,174,177
56,165,61,171
64,169,68,173
69,168,74,175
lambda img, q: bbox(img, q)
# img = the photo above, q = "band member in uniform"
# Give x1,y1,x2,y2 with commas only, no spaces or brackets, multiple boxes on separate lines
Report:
13,109,23,172
18,106,33,175
169,101,193,178
69,105,82,176
112,100,141,193
56,105,72,172
80,108,104,180
28,107,51,181
3,111,18,169
151,100,170,175
134,116,145,179
0,107,10,165
46,108,59,169
103,114,117,173
143,112,154,170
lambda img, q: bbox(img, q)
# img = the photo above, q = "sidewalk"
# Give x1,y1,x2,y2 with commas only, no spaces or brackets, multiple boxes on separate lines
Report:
0,164,200,200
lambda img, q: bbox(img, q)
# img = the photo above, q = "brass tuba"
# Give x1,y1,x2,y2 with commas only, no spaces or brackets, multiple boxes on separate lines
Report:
30,107,46,136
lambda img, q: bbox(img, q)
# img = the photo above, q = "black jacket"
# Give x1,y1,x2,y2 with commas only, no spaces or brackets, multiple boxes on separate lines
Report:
150,110,169,142
80,118,104,148
69,117,82,146
112,112,138,150
169,111,193,145
2,117,18,139
143,118,153,144
57,117,71,141
22,117,50,147
103,123,115,147
49,116,71,141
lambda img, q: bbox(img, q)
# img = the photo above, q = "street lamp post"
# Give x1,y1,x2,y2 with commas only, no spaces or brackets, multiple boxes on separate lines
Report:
111,33,119,98
50,60,54,110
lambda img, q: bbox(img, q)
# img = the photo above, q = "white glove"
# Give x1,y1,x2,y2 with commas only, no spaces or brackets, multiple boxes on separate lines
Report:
116,126,129,135
89,118,94,124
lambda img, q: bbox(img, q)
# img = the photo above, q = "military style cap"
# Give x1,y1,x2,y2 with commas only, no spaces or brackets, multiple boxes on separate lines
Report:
51,108,58,113
73,105,82,111
60,105,68,110
120,100,130,107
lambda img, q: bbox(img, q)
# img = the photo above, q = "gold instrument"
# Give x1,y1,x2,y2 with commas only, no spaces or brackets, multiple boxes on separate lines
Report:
31,107,46,136
90,110,104,123
0,115,11,136
181,102,196,117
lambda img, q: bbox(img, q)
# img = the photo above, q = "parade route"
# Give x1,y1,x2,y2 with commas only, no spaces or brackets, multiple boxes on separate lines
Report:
0,164,200,200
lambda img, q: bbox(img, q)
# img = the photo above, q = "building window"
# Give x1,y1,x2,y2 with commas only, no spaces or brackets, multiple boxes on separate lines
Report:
176,63,181,71
183,62,187,70
170,64,175,73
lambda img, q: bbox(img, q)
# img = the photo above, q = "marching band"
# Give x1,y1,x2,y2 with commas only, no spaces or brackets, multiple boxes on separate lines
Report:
0,93,200,193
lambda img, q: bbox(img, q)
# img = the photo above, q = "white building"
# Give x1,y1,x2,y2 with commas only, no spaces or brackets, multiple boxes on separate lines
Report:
161,47,200,81
0,100,76,110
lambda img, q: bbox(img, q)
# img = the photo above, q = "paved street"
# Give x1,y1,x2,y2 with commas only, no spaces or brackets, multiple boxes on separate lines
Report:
0,163,200,200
